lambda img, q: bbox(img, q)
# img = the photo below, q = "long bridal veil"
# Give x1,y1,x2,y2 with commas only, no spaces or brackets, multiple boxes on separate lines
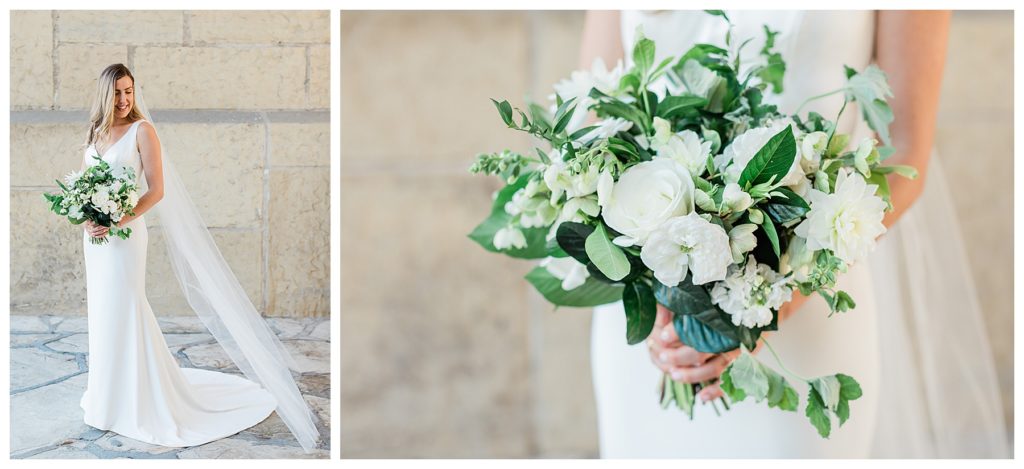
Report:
134,88,320,452
870,157,1009,458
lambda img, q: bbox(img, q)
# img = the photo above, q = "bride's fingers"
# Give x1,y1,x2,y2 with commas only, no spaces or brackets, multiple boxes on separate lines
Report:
669,354,729,384
654,304,672,327
697,383,723,402
666,347,714,368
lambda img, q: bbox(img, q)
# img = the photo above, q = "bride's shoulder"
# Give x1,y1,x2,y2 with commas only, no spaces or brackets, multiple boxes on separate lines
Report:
135,120,160,144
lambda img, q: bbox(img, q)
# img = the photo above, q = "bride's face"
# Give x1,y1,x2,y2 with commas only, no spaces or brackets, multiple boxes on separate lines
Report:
113,76,134,119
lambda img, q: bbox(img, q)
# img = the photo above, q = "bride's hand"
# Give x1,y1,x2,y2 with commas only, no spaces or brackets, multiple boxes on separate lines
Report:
646,304,716,374
84,220,109,238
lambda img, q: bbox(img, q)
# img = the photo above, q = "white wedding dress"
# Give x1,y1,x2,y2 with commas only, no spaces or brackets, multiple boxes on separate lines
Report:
591,10,1009,458
80,119,277,447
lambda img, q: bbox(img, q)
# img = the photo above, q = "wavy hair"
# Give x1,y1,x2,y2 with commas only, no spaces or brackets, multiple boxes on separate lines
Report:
87,63,145,146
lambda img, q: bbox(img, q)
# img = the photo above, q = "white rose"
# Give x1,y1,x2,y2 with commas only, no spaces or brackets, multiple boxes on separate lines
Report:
599,159,695,247
640,212,732,286
718,122,805,186
794,169,887,264
540,256,590,291
90,190,111,210
494,226,527,250
721,183,753,213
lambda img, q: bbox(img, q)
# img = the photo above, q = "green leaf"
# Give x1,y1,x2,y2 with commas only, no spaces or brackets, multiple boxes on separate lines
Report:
656,95,708,120
622,281,657,345
673,314,741,354
728,350,770,401
836,398,851,426
844,65,895,146
765,366,799,412
633,37,656,77
524,266,623,307
555,222,594,265
811,375,842,412
704,10,730,22
872,164,918,179
491,99,514,127
585,223,630,281
806,388,832,438
737,125,797,188
760,217,780,259
866,171,892,208
836,373,863,401
720,367,747,403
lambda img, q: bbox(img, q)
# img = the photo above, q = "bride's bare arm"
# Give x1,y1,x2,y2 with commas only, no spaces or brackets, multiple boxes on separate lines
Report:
875,10,951,228
118,121,164,226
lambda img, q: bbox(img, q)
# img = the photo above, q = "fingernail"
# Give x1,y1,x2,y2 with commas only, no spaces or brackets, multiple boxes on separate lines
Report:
660,329,671,341
670,370,684,381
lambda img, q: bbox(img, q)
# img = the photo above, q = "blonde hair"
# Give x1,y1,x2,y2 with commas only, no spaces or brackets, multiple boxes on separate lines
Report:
87,63,145,146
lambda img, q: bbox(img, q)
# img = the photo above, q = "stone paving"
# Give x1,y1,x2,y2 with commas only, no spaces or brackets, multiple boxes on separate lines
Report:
10,315,331,459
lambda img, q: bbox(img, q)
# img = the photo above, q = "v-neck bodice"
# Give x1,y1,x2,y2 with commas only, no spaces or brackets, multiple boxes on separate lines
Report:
86,120,145,173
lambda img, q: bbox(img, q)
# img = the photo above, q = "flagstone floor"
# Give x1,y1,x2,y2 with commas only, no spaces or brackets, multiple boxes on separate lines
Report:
10,315,330,459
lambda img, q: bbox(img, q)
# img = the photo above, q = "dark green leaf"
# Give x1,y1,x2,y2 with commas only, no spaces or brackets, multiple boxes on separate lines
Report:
622,281,657,345
836,373,863,401
737,125,797,188
555,222,594,265
806,387,832,438
760,217,780,259
467,174,548,259
492,99,514,127
656,95,708,120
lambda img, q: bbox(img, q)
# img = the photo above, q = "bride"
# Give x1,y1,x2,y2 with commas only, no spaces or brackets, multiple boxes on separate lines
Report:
584,11,1009,458
77,64,319,451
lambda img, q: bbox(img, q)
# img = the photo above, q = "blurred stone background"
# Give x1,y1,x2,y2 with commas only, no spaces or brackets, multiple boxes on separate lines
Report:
10,10,330,318
339,10,1014,458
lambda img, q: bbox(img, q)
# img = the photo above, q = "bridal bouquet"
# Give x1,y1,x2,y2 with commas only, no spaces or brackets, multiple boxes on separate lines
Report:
44,156,140,245
468,11,917,438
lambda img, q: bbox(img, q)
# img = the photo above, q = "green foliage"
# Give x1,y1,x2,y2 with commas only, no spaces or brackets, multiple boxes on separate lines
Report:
805,373,862,437
467,174,548,259
585,223,631,281
738,125,797,189
524,266,624,307
721,348,798,411
843,65,895,146
622,280,657,345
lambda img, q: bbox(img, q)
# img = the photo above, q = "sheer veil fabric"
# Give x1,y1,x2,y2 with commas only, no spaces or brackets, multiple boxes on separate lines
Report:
589,10,1007,458
134,89,320,452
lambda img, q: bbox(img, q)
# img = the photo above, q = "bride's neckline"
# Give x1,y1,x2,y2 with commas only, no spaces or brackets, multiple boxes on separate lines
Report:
91,120,142,159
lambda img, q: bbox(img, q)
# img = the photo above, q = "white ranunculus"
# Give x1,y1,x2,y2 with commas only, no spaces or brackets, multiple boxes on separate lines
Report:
710,256,792,328
599,159,695,247
794,168,887,264
718,122,805,186
552,58,625,133
721,183,753,213
540,256,590,291
494,226,527,250
640,212,732,286
91,190,111,209
728,223,758,263
577,117,633,144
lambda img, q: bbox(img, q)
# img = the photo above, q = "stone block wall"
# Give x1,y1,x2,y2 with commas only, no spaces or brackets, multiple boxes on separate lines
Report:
10,10,330,318
339,10,1014,457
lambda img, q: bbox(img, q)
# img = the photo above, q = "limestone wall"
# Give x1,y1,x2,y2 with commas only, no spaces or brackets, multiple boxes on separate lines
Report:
339,11,1014,457
10,10,330,318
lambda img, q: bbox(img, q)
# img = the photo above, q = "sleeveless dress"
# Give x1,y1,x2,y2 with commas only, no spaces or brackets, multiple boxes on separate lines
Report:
590,11,883,458
79,120,278,447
